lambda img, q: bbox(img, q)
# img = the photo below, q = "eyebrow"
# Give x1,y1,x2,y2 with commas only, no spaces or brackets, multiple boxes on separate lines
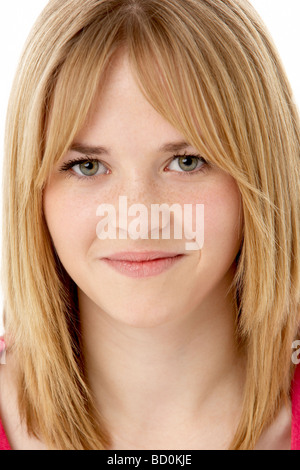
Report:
69,140,191,156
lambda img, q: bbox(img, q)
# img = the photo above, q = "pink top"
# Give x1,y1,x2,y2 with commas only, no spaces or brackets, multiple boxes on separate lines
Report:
291,362,300,450
0,420,10,451
0,339,10,450
0,339,300,450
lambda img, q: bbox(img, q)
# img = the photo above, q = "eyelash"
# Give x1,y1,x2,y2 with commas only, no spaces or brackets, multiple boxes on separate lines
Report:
58,153,209,180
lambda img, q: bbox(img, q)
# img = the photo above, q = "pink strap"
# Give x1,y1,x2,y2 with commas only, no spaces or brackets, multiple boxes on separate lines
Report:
0,419,11,450
0,338,11,450
291,363,300,450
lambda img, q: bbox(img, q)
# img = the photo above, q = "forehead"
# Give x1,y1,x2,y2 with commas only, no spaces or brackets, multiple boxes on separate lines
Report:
72,51,189,148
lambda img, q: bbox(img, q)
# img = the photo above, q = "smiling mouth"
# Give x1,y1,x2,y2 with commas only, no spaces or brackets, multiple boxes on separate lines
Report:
101,253,185,278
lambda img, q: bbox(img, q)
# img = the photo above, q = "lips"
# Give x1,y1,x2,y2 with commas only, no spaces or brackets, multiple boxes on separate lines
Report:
101,251,185,278
102,251,182,262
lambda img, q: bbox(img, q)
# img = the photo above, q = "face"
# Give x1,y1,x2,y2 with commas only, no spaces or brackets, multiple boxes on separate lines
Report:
43,51,243,328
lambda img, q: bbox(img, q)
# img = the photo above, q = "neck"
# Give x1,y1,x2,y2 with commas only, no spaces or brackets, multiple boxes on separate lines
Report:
78,271,246,449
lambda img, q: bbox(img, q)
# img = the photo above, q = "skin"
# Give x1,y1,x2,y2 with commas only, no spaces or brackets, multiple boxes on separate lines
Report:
0,50,291,449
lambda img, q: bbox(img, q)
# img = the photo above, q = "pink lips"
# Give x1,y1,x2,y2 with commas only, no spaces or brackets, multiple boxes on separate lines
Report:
101,251,185,278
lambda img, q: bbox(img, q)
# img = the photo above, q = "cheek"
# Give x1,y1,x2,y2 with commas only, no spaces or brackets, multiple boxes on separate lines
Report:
43,174,243,269
43,183,98,260
202,180,243,259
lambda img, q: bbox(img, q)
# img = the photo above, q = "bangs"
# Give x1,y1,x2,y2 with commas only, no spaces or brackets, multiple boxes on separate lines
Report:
35,26,122,190
36,0,256,191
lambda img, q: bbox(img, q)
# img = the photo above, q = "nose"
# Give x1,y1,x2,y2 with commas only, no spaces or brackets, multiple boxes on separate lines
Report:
112,170,174,240
118,168,162,206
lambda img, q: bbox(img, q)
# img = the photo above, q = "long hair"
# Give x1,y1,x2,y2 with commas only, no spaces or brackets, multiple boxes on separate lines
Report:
2,0,300,449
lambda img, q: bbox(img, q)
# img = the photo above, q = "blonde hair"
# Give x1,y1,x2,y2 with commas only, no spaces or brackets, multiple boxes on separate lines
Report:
2,0,300,449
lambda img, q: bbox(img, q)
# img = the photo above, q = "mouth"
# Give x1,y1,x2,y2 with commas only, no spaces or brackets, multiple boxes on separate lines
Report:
101,251,185,278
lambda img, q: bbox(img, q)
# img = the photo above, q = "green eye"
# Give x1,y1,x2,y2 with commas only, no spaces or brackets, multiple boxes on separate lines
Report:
177,156,199,172
78,161,100,176
59,157,109,179
168,154,205,173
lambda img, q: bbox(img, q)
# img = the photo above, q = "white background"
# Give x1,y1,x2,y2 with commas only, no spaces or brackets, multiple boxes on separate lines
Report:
0,1,300,334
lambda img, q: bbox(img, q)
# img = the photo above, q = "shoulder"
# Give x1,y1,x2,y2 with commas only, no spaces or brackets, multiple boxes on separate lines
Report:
0,346,46,450
254,403,291,450
255,364,300,451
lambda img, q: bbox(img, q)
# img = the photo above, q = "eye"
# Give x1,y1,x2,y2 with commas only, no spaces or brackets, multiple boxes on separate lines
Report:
167,154,207,174
59,157,109,178
74,160,101,177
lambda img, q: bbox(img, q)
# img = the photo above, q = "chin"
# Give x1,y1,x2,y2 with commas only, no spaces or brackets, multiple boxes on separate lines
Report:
106,305,177,329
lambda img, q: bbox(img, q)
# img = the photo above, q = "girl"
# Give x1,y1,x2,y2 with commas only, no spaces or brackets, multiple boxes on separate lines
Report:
0,0,299,450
